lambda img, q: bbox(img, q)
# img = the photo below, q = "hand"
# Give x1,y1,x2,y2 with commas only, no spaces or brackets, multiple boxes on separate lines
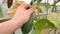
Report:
11,4,34,27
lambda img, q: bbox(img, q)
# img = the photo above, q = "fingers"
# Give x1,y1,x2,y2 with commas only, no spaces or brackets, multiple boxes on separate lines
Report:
21,4,32,9
26,6,35,15
16,3,35,15
18,3,32,9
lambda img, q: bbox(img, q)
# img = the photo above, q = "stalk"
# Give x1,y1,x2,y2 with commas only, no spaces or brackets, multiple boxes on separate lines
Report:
36,0,41,19
46,0,48,19
32,0,38,20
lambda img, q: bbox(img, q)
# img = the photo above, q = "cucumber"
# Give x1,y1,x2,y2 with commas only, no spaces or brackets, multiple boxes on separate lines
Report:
21,14,34,34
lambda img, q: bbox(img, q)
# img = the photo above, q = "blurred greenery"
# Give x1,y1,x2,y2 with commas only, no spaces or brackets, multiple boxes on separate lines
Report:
34,18,55,34
52,3,57,11
0,5,3,18
35,3,51,8
47,12,60,28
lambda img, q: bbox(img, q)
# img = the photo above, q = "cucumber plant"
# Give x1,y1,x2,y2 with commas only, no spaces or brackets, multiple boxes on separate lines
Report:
21,0,56,34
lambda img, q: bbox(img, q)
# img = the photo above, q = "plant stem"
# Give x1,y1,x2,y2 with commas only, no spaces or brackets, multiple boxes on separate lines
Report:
46,0,48,19
36,0,41,19
32,0,38,20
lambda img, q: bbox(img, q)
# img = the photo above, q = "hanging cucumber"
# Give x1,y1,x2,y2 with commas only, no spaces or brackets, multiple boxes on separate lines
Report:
21,13,34,34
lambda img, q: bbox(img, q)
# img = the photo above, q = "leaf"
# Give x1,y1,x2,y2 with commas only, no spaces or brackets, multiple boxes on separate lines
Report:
21,14,34,34
34,18,55,34
35,3,51,9
47,12,60,28
39,3,51,8
52,4,57,8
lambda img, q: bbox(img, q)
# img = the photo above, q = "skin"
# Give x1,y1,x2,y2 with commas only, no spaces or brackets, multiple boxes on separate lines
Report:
0,4,34,34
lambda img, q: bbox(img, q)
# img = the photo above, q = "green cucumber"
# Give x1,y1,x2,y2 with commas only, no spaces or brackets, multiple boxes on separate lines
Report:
21,14,34,34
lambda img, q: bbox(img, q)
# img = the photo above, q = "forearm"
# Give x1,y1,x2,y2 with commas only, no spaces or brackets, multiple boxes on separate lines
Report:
0,19,21,34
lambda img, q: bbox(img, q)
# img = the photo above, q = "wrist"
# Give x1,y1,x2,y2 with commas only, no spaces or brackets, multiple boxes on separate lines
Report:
10,18,24,28
9,19,20,28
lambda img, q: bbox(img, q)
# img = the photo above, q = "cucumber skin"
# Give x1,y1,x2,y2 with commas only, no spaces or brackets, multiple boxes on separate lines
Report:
21,14,34,34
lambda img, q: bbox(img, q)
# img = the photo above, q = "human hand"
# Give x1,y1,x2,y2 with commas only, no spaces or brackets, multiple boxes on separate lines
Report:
11,4,34,27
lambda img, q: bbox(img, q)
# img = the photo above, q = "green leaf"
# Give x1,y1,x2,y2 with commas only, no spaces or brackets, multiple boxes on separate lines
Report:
21,14,34,34
39,3,51,8
35,3,51,8
52,4,57,8
47,12,60,28
34,18,55,34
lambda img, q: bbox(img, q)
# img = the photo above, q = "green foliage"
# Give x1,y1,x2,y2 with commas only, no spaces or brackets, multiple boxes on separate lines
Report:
35,3,51,8
40,3,51,8
52,4,57,8
52,3,57,11
21,14,34,34
21,0,58,34
34,18,55,34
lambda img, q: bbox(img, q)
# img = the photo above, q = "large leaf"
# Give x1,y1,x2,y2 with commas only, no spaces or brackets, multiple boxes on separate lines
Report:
34,18,55,34
21,14,34,34
47,12,60,28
